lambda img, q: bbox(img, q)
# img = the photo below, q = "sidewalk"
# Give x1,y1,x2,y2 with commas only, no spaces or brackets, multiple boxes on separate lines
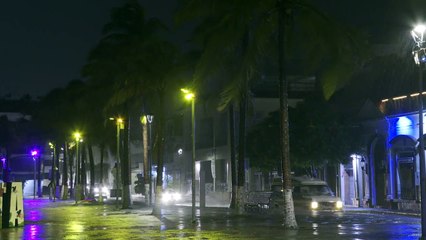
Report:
344,205,421,217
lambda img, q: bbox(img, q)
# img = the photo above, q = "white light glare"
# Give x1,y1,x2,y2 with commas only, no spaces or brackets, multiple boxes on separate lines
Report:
162,192,172,203
336,201,343,209
414,25,426,34
412,24,426,47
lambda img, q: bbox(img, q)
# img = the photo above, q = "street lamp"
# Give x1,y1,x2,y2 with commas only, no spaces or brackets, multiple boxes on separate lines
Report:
181,88,196,222
110,117,124,208
49,142,56,201
147,115,153,206
412,24,426,239
73,131,82,203
31,149,39,199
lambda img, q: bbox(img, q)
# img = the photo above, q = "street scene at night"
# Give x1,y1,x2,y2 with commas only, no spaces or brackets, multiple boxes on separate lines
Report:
3,0,426,239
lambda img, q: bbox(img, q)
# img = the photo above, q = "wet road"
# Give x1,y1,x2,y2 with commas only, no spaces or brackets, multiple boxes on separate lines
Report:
0,199,421,239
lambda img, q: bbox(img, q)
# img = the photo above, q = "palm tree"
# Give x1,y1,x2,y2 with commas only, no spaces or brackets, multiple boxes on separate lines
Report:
83,0,157,208
176,0,367,227
34,80,88,197
176,0,270,214
83,0,187,211
277,0,298,228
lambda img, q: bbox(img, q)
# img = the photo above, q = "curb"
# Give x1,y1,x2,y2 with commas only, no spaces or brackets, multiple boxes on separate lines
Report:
345,207,421,217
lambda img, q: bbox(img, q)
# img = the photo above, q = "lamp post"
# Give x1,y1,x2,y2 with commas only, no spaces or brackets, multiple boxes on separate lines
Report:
147,115,153,206
412,24,426,239
73,131,82,204
31,149,39,200
181,88,196,222
49,142,56,201
110,117,124,208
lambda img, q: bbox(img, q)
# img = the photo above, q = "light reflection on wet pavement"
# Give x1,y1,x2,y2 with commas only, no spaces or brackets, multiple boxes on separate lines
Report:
0,199,422,239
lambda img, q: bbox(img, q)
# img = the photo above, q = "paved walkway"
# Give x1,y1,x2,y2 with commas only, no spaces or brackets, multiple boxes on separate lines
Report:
344,205,421,217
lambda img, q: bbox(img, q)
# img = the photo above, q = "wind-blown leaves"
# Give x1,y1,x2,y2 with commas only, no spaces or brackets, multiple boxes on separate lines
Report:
177,0,369,104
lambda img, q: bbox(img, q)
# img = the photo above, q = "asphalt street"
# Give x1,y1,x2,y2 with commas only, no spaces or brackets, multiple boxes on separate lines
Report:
0,198,422,240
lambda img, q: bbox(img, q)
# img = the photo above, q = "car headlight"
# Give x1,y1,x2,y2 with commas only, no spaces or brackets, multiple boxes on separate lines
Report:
162,192,172,203
311,201,319,209
172,192,182,201
336,200,343,209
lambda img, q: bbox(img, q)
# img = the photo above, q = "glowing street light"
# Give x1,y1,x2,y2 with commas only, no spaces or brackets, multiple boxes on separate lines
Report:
181,88,196,222
73,132,82,142
412,24,426,239
181,88,195,101
31,150,38,157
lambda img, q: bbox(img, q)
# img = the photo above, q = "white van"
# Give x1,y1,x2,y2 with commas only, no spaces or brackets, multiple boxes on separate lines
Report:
269,176,343,211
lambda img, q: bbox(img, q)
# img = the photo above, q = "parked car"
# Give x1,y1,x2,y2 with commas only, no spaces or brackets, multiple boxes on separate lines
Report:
269,176,343,211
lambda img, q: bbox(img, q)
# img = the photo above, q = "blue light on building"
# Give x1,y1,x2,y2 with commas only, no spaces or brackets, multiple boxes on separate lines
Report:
396,116,414,136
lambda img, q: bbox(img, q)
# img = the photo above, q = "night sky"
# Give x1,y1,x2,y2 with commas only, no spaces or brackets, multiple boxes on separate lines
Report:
0,0,176,99
0,0,422,99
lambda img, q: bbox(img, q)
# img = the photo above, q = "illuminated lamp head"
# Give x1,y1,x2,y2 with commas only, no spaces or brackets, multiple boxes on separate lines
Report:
31,149,39,157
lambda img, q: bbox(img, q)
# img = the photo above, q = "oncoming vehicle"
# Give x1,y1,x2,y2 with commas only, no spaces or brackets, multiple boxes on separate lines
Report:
94,185,109,199
161,189,182,205
269,176,343,211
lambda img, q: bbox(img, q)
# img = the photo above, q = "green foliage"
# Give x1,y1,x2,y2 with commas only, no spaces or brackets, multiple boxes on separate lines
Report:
176,0,275,109
247,94,363,172
177,0,369,105
34,80,87,140
83,0,189,113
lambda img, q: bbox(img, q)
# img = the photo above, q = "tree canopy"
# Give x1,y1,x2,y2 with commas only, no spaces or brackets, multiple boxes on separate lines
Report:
247,93,363,174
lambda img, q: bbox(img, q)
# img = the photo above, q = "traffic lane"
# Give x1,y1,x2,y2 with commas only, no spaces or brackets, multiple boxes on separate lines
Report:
160,205,422,239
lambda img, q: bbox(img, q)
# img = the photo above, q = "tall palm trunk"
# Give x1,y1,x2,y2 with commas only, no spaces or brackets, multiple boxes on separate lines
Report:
69,146,74,198
81,143,87,198
237,95,247,213
53,143,60,200
142,117,150,205
278,0,297,229
235,28,251,213
100,143,105,185
88,143,95,198
229,104,237,209
62,142,69,199
121,115,132,208
152,89,165,215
